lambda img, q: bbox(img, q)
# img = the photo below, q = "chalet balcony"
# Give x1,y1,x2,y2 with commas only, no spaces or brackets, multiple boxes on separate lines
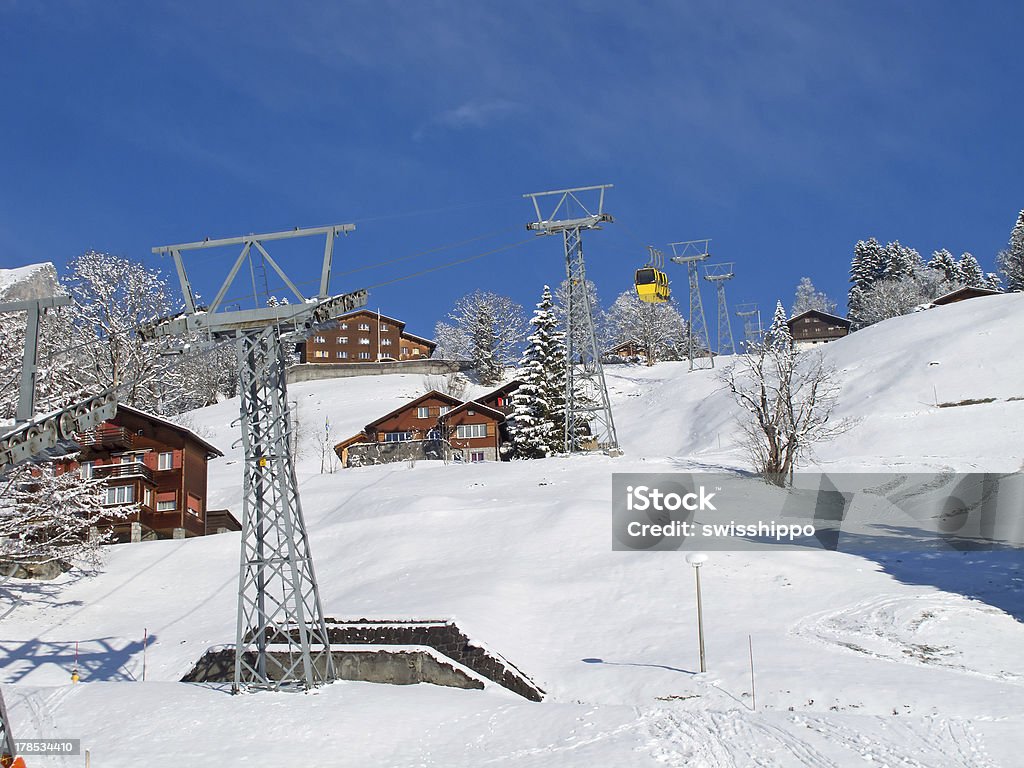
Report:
93,461,154,483
75,425,134,450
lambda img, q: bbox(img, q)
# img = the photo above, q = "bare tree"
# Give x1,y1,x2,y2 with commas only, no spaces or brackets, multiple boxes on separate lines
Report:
604,290,688,365
435,291,526,385
722,302,851,486
0,459,135,574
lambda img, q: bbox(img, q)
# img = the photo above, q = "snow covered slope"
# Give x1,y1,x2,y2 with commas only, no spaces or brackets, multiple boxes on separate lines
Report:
3,293,1024,767
0,262,59,302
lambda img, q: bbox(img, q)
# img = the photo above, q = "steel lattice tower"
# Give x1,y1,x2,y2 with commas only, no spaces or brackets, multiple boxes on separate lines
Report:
735,303,762,351
525,185,620,455
0,687,15,763
144,224,367,692
669,240,714,371
704,262,736,357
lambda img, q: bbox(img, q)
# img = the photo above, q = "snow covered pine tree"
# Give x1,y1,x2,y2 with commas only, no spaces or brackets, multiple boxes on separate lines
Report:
506,286,568,458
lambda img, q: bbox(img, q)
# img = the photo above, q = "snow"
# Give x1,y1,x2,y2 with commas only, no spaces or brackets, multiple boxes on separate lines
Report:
3,293,1024,766
0,263,57,301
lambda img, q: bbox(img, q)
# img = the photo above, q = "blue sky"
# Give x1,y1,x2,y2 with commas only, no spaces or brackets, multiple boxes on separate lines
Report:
2,1,1022,340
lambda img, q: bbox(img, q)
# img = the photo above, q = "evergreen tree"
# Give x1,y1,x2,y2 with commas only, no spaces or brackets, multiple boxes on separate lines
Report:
791,277,836,316
765,300,792,352
997,210,1024,292
956,252,986,288
506,286,567,458
927,249,962,284
471,304,503,386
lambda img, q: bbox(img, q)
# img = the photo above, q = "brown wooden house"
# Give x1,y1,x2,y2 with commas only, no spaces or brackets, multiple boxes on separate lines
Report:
930,286,1001,307
298,310,437,364
438,400,506,463
61,405,227,542
787,310,851,350
336,383,522,467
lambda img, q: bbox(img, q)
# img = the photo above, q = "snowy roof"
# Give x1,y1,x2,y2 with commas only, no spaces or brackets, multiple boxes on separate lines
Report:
931,286,1001,306
363,390,464,431
787,309,851,327
115,404,224,458
438,400,506,422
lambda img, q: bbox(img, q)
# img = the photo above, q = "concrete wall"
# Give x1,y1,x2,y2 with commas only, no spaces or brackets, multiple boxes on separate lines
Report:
286,359,472,384
347,439,452,467
182,647,484,691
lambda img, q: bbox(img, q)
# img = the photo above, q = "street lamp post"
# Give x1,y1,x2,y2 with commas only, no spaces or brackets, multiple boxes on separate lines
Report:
686,552,708,673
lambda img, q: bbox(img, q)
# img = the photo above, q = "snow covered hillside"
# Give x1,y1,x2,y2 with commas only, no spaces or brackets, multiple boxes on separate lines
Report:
3,293,1024,767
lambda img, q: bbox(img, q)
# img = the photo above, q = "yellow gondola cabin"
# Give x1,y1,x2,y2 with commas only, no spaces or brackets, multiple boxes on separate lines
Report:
635,267,670,303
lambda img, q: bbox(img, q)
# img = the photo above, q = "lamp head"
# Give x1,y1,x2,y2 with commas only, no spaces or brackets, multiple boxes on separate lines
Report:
686,553,709,567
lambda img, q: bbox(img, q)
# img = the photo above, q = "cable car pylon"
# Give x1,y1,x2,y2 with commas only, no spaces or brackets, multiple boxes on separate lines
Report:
669,239,714,371
704,262,737,357
524,184,620,455
143,223,367,693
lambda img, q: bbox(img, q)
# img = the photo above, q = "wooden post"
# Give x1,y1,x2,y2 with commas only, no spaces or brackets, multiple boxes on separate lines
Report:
142,628,148,682
748,634,756,712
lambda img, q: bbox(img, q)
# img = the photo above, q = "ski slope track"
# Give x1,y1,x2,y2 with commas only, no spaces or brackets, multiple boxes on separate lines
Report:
3,293,1024,766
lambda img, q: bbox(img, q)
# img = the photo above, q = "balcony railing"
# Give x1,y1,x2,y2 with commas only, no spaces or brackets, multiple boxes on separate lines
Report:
75,425,134,450
93,461,154,483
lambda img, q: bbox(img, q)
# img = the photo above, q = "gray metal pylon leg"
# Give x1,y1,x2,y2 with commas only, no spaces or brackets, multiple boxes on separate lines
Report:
233,324,334,692
562,227,619,453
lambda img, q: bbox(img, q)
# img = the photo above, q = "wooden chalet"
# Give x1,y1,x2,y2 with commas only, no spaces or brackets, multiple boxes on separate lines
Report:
335,383,522,467
438,400,506,463
62,405,231,542
931,286,1001,307
787,310,851,349
298,309,437,364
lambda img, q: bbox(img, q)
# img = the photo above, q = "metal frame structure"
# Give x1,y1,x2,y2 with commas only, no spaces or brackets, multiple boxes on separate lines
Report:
735,303,763,351
524,185,619,455
0,686,15,762
0,296,117,475
145,224,366,692
704,262,737,357
669,240,714,371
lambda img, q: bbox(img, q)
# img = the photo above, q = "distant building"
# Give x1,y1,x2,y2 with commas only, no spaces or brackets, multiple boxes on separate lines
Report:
59,405,233,542
336,383,521,467
787,310,851,350
297,310,436,364
930,286,1001,307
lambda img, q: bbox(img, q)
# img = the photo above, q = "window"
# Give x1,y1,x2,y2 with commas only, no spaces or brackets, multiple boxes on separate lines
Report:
314,335,327,343
336,336,348,344
105,485,135,505
336,351,348,359
358,323,370,331
358,352,371,360
380,338,392,346
187,493,202,517
358,337,371,345
401,347,410,356
439,406,451,416
158,451,173,471
144,488,152,508
456,424,487,439
412,349,421,356
313,350,328,359
157,500,176,512
380,323,390,331
340,322,348,330
470,451,486,463
417,406,430,419
79,461,93,479
383,431,412,442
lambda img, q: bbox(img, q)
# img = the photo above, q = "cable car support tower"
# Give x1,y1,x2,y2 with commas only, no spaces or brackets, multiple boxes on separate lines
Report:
524,184,620,455
735,303,762,351
704,262,737,357
669,239,714,371
143,224,367,693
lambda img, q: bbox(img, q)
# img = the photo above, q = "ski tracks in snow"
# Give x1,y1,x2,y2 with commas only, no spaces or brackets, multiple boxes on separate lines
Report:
638,708,997,768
